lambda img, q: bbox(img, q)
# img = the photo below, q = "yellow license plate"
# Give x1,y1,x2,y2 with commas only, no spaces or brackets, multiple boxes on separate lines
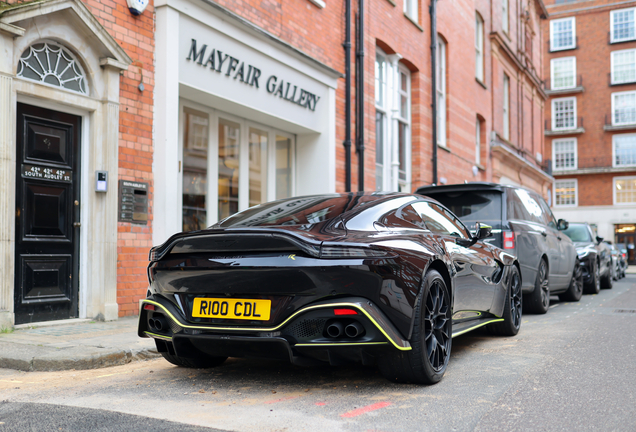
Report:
192,298,271,320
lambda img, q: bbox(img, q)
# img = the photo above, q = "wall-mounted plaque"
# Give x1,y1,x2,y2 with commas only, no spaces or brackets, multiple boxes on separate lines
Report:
118,180,148,224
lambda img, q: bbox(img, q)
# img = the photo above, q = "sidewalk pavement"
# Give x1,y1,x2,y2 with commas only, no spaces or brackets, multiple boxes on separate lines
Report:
0,316,160,372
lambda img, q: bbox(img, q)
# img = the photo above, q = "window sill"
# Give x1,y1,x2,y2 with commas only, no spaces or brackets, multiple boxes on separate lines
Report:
549,45,578,53
437,144,451,153
604,123,636,132
545,86,584,96
307,0,326,8
545,127,585,136
609,37,636,45
476,78,487,89
385,0,396,6
404,13,424,32
610,80,636,87
553,166,636,175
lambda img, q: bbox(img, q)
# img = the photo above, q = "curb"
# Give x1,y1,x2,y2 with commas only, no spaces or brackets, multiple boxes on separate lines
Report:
0,344,161,372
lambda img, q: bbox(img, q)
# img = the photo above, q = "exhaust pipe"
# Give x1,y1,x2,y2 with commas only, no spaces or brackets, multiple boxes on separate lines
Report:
148,317,156,331
326,321,344,338
153,315,167,332
345,322,365,338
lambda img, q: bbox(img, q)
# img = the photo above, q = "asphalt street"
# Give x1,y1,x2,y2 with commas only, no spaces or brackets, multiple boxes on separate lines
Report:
1,276,635,432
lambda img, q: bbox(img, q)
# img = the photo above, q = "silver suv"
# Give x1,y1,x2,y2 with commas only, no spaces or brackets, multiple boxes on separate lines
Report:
416,183,580,314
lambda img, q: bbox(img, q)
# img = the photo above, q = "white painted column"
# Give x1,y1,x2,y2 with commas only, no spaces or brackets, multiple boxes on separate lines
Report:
154,5,182,244
388,54,402,192
0,73,15,328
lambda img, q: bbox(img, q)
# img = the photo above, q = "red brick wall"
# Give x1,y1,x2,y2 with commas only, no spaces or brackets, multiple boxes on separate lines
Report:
544,0,636,206
83,0,155,317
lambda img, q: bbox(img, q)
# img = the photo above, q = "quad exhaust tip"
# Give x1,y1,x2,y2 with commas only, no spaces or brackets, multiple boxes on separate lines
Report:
148,315,167,332
326,320,366,339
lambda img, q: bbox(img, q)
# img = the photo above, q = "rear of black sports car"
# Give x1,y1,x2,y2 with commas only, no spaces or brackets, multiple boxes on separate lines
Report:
139,222,423,367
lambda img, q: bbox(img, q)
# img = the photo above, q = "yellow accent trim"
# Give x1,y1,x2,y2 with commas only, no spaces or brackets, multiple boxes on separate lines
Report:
451,319,504,338
144,330,172,341
141,299,412,351
295,342,388,347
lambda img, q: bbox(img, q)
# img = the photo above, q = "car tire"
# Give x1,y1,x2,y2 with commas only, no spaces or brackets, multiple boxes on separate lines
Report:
601,265,613,290
559,258,583,302
523,259,550,314
157,342,227,369
584,260,601,294
488,265,522,336
378,269,452,385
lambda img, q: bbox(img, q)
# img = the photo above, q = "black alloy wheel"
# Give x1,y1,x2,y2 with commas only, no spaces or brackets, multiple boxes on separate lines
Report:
559,258,583,302
524,259,550,314
584,260,601,294
489,265,522,336
601,262,614,289
424,277,452,371
378,269,452,384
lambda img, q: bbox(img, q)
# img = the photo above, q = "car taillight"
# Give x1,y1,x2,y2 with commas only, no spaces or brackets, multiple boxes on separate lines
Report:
503,231,515,249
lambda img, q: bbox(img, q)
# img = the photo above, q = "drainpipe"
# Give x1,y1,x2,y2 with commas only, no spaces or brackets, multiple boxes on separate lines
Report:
344,0,352,192
356,0,365,191
430,0,438,185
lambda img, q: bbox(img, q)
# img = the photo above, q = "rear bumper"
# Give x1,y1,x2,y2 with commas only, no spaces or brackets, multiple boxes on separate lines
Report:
139,295,411,365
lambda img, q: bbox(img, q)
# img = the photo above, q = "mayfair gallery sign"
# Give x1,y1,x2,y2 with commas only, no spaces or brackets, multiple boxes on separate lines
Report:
186,39,320,112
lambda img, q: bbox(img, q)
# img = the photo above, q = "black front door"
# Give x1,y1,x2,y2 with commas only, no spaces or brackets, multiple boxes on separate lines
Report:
14,103,81,325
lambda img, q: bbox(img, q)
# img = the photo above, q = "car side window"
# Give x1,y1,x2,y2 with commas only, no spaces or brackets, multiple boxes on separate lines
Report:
411,201,470,238
380,204,425,230
537,197,557,229
506,191,531,221
512,189,544,225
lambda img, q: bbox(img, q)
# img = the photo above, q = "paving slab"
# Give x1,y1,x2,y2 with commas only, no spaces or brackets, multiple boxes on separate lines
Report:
0,316,159,372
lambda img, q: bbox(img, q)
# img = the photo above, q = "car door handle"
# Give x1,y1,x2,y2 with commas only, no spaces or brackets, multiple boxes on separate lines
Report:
557,236,562,241
541,231,547,237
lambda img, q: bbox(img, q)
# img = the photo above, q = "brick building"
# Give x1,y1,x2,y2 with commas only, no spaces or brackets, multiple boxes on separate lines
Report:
0,0,550,327
544,0,636,262
0,0,153,327
434,0,550,194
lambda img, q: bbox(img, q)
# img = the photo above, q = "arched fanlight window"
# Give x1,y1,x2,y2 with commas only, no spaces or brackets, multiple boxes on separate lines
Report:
17,42,88,94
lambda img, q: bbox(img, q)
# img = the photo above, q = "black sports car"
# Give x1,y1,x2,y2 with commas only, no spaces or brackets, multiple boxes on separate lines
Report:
562,222,613,293
139,192,522,384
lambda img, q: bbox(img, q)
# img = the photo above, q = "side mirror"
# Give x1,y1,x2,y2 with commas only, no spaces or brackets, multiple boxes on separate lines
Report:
475,222,493,240
596,236,604,245
557,219,569,231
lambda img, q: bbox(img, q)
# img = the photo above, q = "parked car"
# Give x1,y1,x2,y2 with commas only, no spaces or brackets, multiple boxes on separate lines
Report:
604,241,624,280
416,183,580,314
139,192,522,384
562,223,613,293
615,242,628,277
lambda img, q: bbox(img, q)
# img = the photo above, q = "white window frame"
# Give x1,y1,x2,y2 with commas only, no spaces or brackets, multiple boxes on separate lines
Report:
503,74,510,140
611,49,636,84
375,47,412,192
476,13,484,81
502,0,509,34
614,176,636,205
611,8,636,44
179,100,296,227
476,118,481,165
613,133,636,167
551,97,577,131
554,179,578,207
404,0,418,23
612,91,636,126
550,56,576,90
552,138,578,171
550,17,576,52
437,37,447,148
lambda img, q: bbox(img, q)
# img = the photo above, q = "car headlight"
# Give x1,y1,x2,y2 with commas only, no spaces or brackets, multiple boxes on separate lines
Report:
577,249,590,258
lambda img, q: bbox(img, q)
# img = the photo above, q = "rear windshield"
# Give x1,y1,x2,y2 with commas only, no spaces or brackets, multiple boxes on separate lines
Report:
421,191,501,223
214,194,384,228
563,224,592,242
